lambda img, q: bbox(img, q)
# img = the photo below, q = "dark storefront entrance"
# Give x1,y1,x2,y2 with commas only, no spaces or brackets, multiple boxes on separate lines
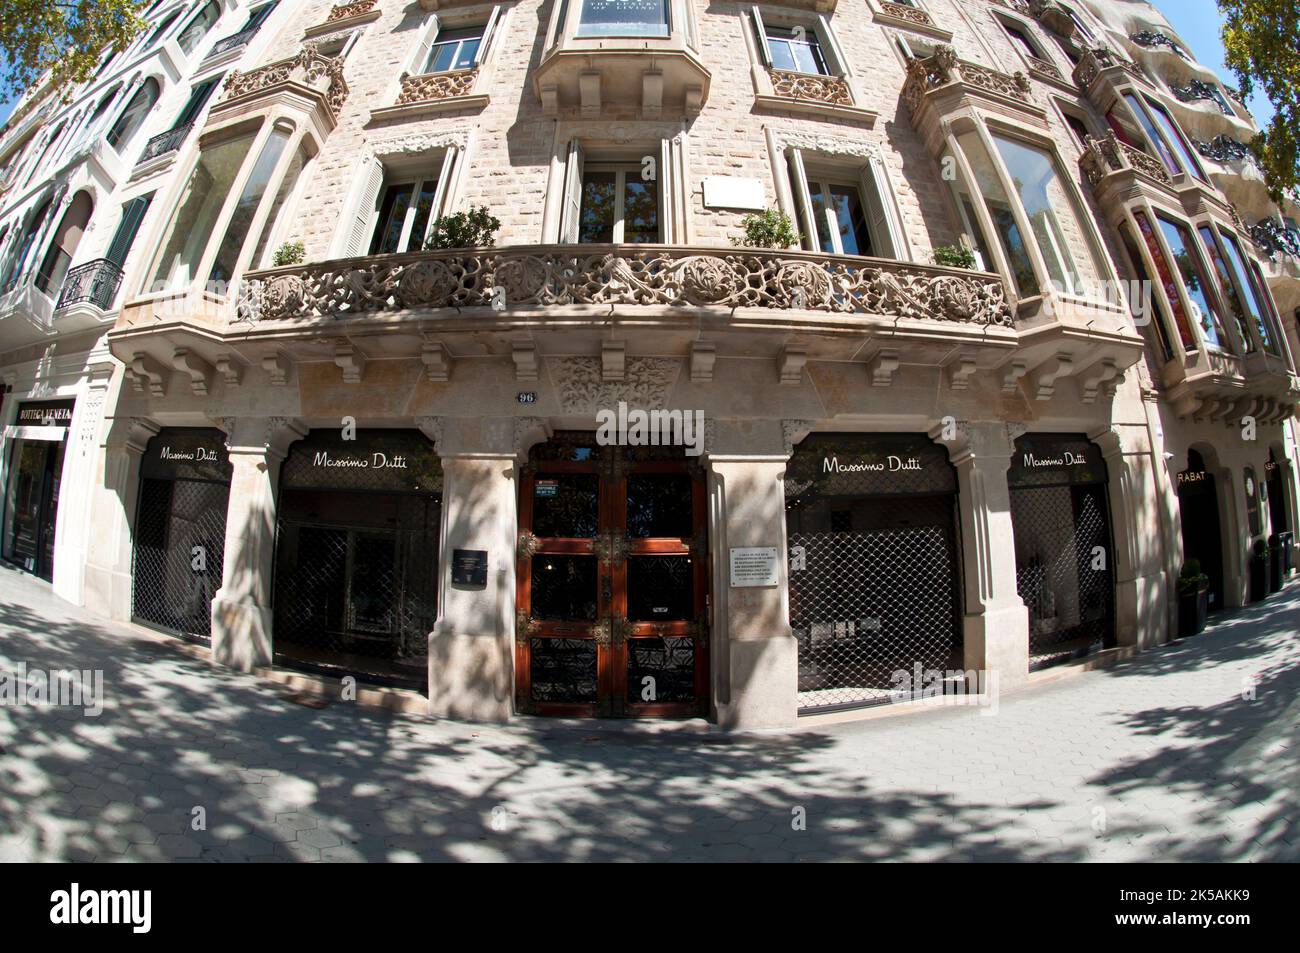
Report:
1008,433,1115,669
785,433,963,712
3,398,75,581
515,433,708,718
132,428,232,641
1266,450,1290,536
1177,450,1225,611
272,429,441,688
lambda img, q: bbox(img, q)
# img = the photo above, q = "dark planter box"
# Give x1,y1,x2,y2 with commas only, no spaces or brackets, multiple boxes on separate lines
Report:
1250,558,1268,602
1269,548,1285,593
1178,584,1209,637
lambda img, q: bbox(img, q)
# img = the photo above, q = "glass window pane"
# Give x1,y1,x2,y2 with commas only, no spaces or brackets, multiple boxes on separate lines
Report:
627,556,694,621
577,0,669,37
957,132,1038,296
1133,210,1197,351
1146,99,1205,181
531,555,598,620
1197,225,1253,351
623,177,658,243
578,170,616,243
1122,93,1181,175
990,134,1088,295
1156,214,1229,351
829,185,872,256
250,143,306,268
406,180,440,252
532,474,599,538
370,184,414,255
808,185,834,253
151,133,255,291
1219,229,1278,353
208,129,290,285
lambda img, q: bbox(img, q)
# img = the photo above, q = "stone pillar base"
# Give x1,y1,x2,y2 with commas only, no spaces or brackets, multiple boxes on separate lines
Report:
427,624,513,722
963,601,1029,691
211,594,273,671
1116,569,1169,649
715,635,798,729
82,562,133,622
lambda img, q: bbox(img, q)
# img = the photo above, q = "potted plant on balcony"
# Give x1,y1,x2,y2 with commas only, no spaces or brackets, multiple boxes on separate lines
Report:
932,244,976,269
273,241,305,267
730,209,800,250
425,206,501,249
1249,539,1270,602
1177,558,1209,637
1268,533,1285,593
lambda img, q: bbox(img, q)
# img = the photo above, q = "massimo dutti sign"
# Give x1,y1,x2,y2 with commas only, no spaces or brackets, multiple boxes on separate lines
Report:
1007,434,1106,488
281,429,442,493
140,428,232,483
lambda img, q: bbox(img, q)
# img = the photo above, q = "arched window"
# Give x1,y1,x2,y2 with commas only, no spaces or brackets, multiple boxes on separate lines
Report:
107,79,161,153
26,122,66,182
148,11,182,46
36,191,94,296
1,198,54,291
177,1,221,55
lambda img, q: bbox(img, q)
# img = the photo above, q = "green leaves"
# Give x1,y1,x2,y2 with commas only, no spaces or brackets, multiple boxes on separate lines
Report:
1218,0,1300,203
272,241,305,267
0,0,148,103
424,206,501,250
730,208,800,249
932,244,976,269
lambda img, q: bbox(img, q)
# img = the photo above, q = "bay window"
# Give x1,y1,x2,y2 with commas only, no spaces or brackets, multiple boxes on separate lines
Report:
954,132,1038,296
149,121,311,293
1119,92,1205,181
1217,228,1281,355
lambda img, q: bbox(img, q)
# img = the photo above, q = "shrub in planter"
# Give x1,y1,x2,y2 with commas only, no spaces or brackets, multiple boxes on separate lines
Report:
1177,558,1209,636
1249,539,1270,602
272,240,305,267
730,209,800,250
424,206,501,249
932,244,976,269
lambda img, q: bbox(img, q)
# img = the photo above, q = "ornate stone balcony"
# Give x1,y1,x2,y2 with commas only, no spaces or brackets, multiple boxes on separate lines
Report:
872,1,950,39
305,0,382,39
1072,47,1148,96
327,0,378,22
767,70,852,107
1023,55,1065,84
903,47,1041,138
1080,130,1173,192
235,245,1014,326
370,68,489,119
213,44,348,132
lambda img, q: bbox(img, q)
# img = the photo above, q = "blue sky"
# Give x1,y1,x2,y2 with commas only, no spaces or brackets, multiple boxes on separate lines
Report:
1151,0,1274,125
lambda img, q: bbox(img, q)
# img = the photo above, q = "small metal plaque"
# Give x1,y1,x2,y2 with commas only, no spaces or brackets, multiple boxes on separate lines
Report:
451,549,488,588
729,546,779,587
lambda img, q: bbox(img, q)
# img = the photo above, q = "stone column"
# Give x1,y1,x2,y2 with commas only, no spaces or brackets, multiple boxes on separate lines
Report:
425,416,536,721
83,412,159,621
707,420,799,729
210,416,305,671
1091,425,1168,648
939,421,1029,688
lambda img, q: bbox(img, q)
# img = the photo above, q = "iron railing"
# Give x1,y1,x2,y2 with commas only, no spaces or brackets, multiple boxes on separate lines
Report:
55,258,123,311
137,122,194,164
205,25,260,59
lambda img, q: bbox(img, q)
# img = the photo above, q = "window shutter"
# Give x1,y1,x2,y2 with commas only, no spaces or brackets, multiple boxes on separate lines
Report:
424,145,459,245
174,78,219,129
860,155,905,260
105,194,154,267
751,7,771,67
787,149,818,252
816,15,849,77
559,139,585,244
658,138,673,243
338,157,385,258
474,6,502,67
409,15,440,75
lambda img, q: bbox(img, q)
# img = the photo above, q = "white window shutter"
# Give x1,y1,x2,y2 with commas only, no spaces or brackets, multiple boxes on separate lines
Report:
658,138,673,243
474,6,502,66
339,157,385,258
559,139,585,244
860,155,905,260
787,149,818,252
817,15,849,77
751,7,771,67
425,145,459,245
409,14,439,75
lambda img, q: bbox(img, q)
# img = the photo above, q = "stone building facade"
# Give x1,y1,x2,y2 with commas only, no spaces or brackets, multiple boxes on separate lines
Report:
2,0,1297,727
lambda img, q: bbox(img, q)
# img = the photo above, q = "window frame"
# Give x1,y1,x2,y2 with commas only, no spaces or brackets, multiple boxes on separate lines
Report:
574,0,671,40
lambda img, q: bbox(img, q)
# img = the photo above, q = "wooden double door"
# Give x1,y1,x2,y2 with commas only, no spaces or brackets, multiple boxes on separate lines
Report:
516,435,708,717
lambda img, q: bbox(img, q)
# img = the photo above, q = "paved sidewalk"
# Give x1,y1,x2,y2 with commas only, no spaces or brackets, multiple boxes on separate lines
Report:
0,565,1296,862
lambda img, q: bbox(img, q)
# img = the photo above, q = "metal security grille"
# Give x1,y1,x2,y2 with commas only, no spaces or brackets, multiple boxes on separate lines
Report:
1010,483,1114,669
132,478,229,641
273,493,438,685
786,434,963,713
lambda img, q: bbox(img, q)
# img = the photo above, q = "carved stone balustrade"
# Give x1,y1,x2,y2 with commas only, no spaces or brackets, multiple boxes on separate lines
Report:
1024,56,1064,84
216,44,349,131
235,244,1015,327
1072,47,1147,98
397,69,479,105
1080,131,1173,191
768,70,852,107
327,0,378,21
903,46,1040,139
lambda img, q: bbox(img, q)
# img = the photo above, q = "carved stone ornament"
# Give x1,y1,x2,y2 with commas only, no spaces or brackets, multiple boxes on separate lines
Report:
769,69,853,106
222,43,349,120
397,68,478,105
550,356,681,415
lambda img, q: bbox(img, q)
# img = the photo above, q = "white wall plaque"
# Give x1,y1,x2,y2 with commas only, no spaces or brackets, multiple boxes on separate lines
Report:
730,546,779,587
703,176,765,211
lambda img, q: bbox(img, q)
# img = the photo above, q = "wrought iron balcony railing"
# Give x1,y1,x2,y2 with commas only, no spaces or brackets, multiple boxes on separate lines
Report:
1171,78,1234,114
206,25,261,60
236,244,1014,327
55,258,124,312
1250,219,1300,262
1191,133,1258,168
1128,31,1188,59
137,122,195,165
